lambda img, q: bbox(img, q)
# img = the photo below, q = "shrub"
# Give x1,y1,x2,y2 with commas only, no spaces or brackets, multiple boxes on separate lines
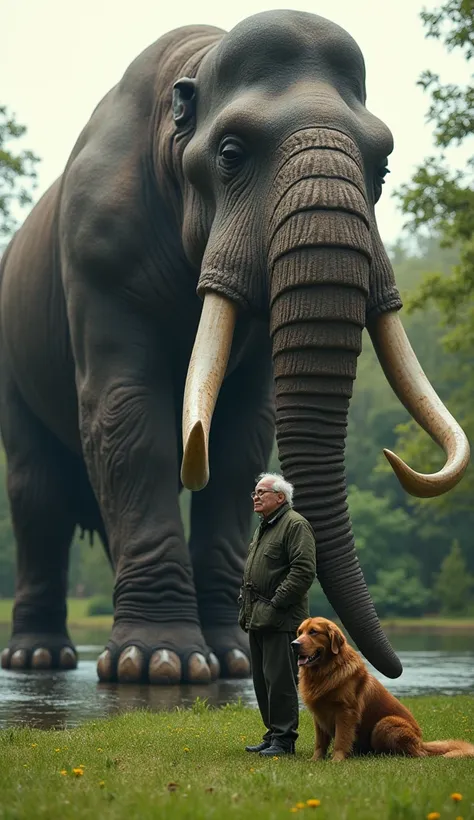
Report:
86,595,114,616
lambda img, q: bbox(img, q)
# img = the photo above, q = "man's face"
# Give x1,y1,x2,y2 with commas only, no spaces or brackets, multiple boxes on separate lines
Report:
252,478,286,518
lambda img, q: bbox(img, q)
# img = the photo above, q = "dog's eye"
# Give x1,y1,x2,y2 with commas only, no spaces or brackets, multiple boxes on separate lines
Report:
309,629,316,635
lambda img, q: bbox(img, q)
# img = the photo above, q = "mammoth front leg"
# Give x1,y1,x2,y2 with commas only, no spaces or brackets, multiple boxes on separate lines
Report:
69,290,215,685
189,343,275,677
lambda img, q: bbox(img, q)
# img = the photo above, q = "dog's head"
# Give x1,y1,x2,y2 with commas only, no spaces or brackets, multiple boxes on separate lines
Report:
292,617,346,669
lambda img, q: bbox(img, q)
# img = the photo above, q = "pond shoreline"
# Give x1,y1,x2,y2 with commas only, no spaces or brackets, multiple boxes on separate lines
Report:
383,620,474,634
0,598,474,632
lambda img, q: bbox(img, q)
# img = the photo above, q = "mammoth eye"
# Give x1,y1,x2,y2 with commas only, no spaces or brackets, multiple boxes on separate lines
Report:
219,138,245,164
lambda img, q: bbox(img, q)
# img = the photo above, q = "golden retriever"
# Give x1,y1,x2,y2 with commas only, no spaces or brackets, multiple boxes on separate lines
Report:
293,617,474,761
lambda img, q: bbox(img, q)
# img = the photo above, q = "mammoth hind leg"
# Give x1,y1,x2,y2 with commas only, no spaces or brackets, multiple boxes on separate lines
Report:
0,376,78,671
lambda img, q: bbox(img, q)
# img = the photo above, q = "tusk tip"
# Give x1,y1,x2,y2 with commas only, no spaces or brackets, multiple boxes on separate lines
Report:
383,448,430,497
383,448,466,499
181,420,209,491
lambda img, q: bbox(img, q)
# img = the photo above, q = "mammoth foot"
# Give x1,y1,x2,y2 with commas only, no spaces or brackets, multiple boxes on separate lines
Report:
202,624,251,679
1,633,77,671
97,622,220,685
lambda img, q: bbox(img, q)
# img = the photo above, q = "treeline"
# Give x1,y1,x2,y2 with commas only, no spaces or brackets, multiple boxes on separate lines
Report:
0,237,472,617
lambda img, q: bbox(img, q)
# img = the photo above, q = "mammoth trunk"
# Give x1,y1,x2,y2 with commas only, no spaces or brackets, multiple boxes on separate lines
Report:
269,155,401,678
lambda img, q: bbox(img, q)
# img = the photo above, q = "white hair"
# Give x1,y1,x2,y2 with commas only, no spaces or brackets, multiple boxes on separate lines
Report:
257,472,294,507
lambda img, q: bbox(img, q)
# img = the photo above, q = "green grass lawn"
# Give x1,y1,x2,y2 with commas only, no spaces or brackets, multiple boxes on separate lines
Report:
1,697,473,819
0,599,473,630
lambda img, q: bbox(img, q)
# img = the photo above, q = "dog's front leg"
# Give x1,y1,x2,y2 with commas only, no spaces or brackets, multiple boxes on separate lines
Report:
311,717,331,761
332,710,358,762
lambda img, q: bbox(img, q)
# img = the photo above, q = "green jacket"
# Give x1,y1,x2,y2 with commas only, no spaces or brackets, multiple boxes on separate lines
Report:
238,503,316,633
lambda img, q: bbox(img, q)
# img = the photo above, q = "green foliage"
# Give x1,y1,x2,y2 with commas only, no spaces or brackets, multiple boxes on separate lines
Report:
419,0,474,146
347,486,414,585
308,582,336,619
434,539,474,615
68,534,113,598
369,568,433,619
86,596,114,617
393,0,474,515
0,105,40,240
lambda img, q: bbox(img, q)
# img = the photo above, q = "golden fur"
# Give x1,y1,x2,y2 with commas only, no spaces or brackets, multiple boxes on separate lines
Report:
294,617,474,761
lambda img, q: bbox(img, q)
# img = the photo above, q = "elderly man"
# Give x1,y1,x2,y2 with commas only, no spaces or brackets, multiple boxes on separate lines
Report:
238,472,316,757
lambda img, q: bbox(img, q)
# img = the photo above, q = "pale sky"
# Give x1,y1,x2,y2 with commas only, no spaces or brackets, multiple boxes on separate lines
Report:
3,0,471,245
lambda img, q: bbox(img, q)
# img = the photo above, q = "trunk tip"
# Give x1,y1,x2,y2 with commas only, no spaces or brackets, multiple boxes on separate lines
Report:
341,616,403,678
377,653,403,679
181,420,209,491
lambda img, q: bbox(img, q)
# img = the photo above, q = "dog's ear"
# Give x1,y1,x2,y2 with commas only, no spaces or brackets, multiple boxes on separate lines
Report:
329,626,344,655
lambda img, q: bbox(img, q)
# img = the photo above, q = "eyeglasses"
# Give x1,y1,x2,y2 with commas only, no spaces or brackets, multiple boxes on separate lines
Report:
250,489,279,500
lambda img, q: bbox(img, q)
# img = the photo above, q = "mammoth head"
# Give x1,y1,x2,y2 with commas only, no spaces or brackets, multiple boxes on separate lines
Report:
171,10,470,678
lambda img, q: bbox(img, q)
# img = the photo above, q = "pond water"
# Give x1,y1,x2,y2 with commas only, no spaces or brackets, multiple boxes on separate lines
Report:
0,627,473,730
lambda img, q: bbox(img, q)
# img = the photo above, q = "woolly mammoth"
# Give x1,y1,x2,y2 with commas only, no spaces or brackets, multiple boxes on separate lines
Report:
0,10,469,684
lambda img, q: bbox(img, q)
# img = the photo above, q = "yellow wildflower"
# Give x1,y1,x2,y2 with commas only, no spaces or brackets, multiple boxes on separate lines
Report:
451,794,463,802
272,755,279,760
55,748,61,752
296,804,306,809
60,770,68,776
183,747,190,752
99,781,106,789
31,743,37,748
307,799,321,808
249,767,255,772
427,813,440,820
289,809,299,814
455,816,463,820
97,748,103,752
72,768,84,777
78,764,85,769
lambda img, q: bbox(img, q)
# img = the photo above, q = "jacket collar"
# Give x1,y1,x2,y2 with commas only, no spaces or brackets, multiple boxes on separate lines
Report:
259,502,291,529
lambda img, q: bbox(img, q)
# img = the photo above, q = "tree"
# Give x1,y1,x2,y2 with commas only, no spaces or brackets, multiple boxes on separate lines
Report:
346,485,415,586
370,568,432,619
434,539,473,615
393,0,474,513
0,106,40,243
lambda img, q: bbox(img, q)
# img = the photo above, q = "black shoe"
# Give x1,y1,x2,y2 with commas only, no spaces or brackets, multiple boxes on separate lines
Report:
245,740,272,752
259,742,295,757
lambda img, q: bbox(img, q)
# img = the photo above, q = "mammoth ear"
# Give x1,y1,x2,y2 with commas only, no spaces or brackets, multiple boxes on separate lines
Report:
172,77,197,126
329,627,344,655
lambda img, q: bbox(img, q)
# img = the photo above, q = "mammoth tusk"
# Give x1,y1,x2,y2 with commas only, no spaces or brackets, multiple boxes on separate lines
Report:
369,311,470,498
181,291,237,491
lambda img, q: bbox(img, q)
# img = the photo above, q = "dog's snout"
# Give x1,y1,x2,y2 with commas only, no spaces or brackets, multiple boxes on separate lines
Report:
291,639,301,649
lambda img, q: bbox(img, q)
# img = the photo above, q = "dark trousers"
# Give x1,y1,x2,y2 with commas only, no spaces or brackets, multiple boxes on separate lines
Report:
248,629,299,747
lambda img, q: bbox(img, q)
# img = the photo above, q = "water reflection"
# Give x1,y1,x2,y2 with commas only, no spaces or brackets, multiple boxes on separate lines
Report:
0,654,256,730
0,634,473,730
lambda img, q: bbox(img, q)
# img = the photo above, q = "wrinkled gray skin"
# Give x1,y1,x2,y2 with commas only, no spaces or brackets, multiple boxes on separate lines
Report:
0,10,408,684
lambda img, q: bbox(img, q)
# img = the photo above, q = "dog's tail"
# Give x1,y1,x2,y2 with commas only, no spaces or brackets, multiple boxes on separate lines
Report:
422,740,474,758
